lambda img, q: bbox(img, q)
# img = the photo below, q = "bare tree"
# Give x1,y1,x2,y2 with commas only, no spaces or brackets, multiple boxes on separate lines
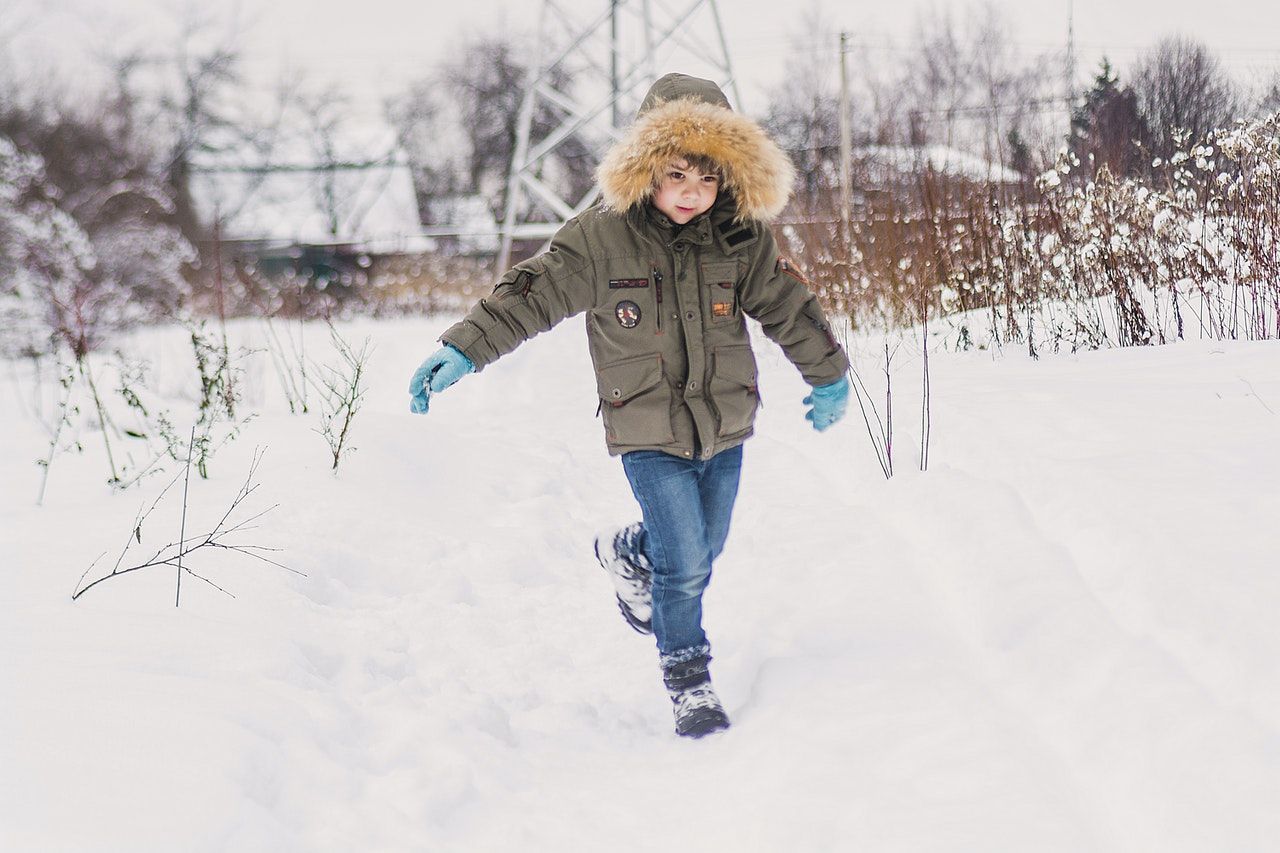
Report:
907,4,975,148
391,33,590,221
762,5,841,216
296,82,352,239
385,78,465,216
146,9,250,245
1131,35,1241,159
442,37,524,204
814,3,1061,169
966,3,1052,168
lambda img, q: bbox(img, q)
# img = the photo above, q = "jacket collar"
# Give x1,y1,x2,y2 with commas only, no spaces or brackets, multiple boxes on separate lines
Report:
642,203,713,247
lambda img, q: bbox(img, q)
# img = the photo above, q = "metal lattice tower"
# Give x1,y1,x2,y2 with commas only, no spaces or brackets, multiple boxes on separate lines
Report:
497,0,740,271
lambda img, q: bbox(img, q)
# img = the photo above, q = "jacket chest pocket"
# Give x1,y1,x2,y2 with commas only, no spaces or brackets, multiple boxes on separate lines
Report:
605,270,661,332
700,261,740,326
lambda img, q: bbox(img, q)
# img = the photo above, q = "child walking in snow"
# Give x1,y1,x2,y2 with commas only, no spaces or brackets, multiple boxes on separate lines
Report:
408,73,850,738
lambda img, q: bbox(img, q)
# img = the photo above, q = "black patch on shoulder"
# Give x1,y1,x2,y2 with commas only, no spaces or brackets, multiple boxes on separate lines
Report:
725,229,753,247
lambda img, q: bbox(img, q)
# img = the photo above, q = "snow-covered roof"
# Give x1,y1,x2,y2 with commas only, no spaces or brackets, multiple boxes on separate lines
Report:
855,145,1025,185
424,194,500,255
189,139,433,254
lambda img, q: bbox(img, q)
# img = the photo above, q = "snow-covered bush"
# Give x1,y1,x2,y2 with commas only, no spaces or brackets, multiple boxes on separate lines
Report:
0,134,198,359
784,111,1280,351
1211,111,1280,340
0,136,99,358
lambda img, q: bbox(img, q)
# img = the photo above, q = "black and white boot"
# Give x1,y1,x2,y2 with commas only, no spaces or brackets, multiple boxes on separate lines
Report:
594,522,653,635
663,655,730,738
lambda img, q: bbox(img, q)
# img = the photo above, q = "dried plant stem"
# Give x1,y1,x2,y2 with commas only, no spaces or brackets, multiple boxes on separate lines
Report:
839,325,894,480
35,364,75,506
72,448,301,603
176,427,194,607
80,357,120,485
310,324,371,471
883,342,894,476
920,329,932,472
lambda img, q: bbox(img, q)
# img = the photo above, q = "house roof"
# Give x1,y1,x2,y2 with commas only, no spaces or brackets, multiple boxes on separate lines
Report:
189,137,433,253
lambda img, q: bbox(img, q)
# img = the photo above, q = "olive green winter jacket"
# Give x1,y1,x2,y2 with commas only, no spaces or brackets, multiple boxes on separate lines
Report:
440,74,849,460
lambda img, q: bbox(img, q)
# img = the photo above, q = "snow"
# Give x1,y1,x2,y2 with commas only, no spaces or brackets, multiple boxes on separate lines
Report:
3,316,1280,851
857,145,1026,184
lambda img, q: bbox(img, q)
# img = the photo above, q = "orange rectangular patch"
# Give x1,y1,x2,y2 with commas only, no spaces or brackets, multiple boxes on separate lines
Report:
712,302,733,317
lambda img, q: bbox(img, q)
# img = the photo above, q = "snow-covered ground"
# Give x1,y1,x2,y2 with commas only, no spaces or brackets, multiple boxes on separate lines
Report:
2,315,1279,852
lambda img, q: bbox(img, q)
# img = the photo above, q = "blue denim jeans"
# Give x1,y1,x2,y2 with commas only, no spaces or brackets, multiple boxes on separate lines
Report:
620,445,743,666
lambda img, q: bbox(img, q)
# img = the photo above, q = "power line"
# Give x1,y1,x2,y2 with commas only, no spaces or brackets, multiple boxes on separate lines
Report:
189,157,406,174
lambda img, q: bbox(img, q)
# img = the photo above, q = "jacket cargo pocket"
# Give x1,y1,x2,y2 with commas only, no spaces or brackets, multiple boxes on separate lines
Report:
597,354,674,446
709,345,759,437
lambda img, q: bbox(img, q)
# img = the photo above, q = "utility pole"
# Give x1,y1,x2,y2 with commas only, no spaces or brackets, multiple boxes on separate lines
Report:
1066,0,1076,105
611,0,620,129
497,0,739,272
838,31,852,245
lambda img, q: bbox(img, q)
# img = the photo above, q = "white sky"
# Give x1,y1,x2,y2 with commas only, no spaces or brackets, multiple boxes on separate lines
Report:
4,0,1278,124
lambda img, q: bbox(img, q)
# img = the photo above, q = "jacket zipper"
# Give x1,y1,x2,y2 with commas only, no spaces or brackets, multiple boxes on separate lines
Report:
652,264,663,332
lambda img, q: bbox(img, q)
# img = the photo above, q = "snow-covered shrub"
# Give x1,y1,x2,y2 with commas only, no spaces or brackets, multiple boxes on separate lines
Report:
784,111,1279,351
1210,111,1280,340
0,134,198,359
0,136,99,358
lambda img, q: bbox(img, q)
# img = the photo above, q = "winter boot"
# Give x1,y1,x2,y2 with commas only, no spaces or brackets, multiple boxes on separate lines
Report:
594,522,654,635
663,655,730,738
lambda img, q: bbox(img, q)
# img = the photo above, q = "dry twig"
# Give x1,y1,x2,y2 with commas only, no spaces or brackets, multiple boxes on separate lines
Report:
71,447,300,603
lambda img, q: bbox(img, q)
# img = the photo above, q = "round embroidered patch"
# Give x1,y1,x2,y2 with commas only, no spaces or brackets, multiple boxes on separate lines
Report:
615,300,641,328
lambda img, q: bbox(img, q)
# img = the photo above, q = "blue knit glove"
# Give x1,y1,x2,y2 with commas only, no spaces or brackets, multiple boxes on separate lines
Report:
408,344,475,414
803,376,849,432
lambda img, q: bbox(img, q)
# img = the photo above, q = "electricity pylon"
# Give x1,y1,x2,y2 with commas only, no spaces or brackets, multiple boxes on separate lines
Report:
497,0,740,271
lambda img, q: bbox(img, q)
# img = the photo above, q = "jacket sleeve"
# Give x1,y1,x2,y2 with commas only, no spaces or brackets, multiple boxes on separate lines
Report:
737,227,850,386
439,217,598,371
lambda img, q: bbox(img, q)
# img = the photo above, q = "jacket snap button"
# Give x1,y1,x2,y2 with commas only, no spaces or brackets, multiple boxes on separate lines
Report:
611,388,621,398
687,380,697,391
685,311,695,321
674,242,686,251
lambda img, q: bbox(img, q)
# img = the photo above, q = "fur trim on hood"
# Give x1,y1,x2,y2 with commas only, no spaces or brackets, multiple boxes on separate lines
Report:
596,74,795,223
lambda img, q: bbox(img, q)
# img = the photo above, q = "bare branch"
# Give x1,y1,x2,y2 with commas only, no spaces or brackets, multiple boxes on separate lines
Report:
72,446,294,602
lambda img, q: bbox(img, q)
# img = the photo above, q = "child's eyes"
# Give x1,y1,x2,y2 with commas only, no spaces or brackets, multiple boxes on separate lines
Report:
666,171,718,184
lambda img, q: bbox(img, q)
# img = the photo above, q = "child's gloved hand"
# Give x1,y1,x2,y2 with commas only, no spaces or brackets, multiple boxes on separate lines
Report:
408,344,475,414
803,376,849,432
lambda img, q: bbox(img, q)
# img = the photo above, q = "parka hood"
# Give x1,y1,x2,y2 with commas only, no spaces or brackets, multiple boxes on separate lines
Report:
596,73,795,223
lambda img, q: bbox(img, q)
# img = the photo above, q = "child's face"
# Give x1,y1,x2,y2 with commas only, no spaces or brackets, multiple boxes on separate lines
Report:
652,159,720,225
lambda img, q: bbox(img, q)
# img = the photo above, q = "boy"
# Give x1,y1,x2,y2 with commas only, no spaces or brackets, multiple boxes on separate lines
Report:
409,73,850,738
